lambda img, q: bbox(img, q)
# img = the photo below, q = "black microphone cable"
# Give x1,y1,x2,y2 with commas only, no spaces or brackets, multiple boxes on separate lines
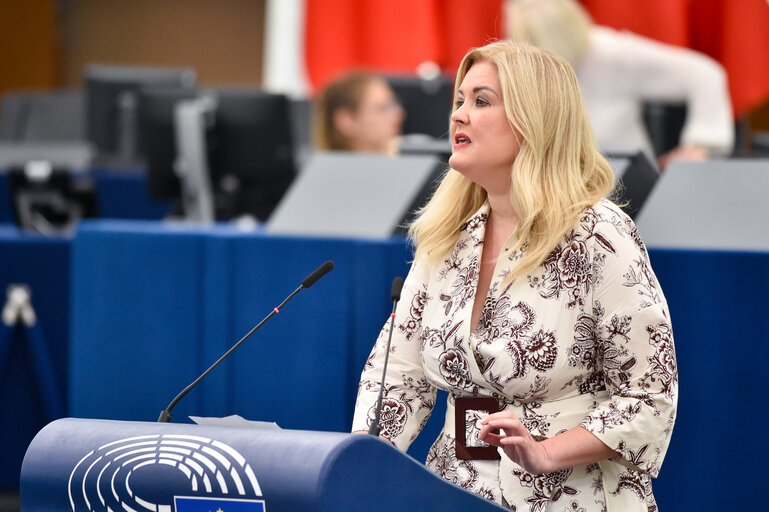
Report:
158,260,334,422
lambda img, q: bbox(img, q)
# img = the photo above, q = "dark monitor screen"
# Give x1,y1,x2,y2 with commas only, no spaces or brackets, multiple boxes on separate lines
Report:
208,89,297,220
605,150,660,219
137,87,296,221
642,101,687,158
385,75,454,139
136,86,199,200
85,64,196,163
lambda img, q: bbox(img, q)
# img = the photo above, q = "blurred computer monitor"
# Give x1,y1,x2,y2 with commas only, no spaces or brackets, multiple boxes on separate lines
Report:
642,101,687,158
0,90,86,143
385,75,454,139
208,89,297,220
136,86,199,202
137,87,296,221
86,64,196,165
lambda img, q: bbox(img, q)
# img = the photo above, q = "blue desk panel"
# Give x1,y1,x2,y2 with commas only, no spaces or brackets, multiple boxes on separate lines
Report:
0,227,70,489
227,235,408,432
647,248,769,511
70,221,236,423
69,222,413,433
0,177,14,222
90,170,174,220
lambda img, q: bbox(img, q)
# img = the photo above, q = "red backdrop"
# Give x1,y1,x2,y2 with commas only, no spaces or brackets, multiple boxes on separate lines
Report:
304,0,504,91
304,0,769,116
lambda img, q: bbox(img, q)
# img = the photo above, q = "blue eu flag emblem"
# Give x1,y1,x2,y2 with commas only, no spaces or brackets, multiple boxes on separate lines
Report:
174,496,266,511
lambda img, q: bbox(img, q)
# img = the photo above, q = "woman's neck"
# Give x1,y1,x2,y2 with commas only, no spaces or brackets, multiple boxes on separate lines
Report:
486,188,519,235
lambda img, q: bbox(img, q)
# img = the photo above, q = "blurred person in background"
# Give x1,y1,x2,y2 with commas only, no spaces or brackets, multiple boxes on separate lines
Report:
314,71,405,155
506,0,735,169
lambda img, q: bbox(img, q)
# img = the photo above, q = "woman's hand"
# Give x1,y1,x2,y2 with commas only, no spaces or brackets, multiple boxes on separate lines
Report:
478,411,553,474
479,412,618,475
657,144,708,171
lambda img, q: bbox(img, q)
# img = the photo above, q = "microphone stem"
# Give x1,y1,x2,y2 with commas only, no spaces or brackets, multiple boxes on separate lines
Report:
159,284,304,422
370,300,397,436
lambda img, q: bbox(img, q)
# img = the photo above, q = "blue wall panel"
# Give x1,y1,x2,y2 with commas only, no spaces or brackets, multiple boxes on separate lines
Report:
648,248,769,511
229,235,374,433
70,222,210,423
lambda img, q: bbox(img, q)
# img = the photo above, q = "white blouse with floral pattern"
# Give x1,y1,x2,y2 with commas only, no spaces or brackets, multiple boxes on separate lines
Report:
352,199,678,512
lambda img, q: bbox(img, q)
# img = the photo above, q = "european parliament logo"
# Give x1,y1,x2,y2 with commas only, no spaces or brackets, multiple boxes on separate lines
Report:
68,433,264,511
175,496,265,511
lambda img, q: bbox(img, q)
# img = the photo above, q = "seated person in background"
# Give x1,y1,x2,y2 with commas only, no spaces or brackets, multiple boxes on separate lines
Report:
313,71,405,155
505,0,735,169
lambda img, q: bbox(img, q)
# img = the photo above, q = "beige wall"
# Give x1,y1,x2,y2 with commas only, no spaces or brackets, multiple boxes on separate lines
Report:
61,0,266,87
0,0,60,97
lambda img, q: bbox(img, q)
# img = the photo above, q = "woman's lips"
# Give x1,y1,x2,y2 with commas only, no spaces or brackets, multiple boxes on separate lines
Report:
453,132,471,148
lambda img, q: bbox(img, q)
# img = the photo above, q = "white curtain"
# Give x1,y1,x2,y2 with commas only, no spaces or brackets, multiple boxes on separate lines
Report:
262,0,310,98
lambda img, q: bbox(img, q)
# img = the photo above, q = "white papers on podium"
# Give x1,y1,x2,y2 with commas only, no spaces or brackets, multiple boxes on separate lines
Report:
189,414,281,429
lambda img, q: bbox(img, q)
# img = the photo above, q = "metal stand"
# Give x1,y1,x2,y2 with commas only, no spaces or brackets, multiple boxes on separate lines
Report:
173,95,217,223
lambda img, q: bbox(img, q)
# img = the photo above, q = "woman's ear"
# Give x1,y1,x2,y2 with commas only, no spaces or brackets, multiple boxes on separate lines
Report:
333,107,358,138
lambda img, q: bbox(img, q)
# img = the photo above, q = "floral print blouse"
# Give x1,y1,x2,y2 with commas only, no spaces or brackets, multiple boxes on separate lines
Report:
352,199,678,512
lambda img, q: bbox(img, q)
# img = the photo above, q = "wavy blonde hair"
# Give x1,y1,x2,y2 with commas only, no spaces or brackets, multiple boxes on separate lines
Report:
409,41,615,280
505,0,592,68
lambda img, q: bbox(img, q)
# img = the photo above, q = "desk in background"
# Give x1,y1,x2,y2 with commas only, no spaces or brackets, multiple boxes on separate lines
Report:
65,220,769,511
0,216,766,509
0,169,172,225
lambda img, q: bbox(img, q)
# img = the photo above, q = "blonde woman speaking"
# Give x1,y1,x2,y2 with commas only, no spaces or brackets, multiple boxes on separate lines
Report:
353,41,677,511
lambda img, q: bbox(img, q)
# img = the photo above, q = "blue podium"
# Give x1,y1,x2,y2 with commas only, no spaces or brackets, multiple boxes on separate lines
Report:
21,418,505,512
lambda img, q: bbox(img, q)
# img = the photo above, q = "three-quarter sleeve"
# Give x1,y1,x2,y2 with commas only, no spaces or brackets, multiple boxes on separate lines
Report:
351,261,437,451
579,216,678,477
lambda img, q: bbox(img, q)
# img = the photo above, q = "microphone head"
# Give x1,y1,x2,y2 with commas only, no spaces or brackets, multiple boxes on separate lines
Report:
302,260,334,288
391,276,404,301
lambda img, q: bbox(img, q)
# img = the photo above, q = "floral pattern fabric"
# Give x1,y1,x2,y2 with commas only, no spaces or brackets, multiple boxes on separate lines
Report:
352,199,677,511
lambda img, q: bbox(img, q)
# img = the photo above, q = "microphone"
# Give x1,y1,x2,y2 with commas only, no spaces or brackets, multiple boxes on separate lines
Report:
158,260,335,423
302,260,334,288
368,276,404,437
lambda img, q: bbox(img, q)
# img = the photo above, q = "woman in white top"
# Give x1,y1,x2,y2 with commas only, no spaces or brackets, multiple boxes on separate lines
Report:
506,0,734,167
353,41,677,511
